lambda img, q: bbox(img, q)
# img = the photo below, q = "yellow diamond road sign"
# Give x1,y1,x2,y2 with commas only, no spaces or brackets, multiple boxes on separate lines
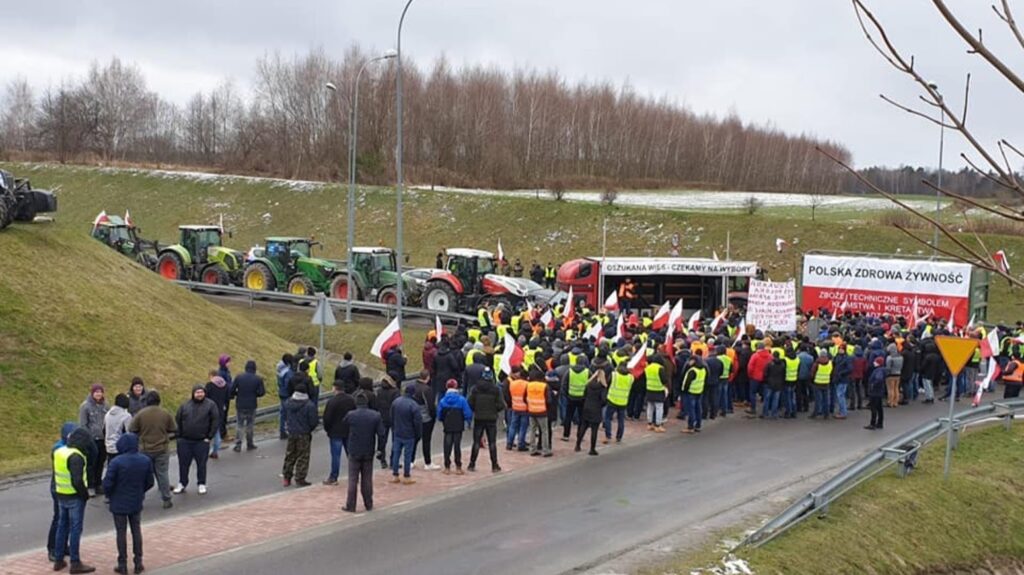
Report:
934,335,978,378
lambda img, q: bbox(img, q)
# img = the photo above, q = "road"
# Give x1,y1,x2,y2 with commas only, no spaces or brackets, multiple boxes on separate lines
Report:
151,402,952,575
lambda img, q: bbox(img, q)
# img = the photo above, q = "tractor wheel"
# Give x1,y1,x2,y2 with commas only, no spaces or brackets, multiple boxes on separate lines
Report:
422,280,457,312
287,276,316,296
243,263,276,292
329,275,360,300
157,252,185,280
377,287,399,305
201,266,229,286
0,193,12,231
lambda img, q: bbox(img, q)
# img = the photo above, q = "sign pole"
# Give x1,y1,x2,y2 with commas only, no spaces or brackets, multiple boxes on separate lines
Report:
934,335,979,480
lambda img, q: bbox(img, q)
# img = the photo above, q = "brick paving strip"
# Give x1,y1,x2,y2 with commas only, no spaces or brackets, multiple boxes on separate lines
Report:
0,415,689,574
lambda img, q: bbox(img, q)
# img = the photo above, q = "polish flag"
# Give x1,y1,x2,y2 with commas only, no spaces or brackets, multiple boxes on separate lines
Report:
977,327,1003,405
497,238,505,264
688,309,702,332
564,286,575,325
92,211,110,231
435,315,444,343
124,210,134,227
831,298,848,322
980,327,1000,359
540,309,555,329
651,301,672,330
526,299,535,320
583,320,603,342
370,317,403,358
627,341,648,378
994,250,1010,274
709,311,725,334
734,319,746,344
948,304,957,334
775,238,788,253
665,299,684,342
604,290,619,312
966,314,976,332
499,332,524,375
614,313,625,343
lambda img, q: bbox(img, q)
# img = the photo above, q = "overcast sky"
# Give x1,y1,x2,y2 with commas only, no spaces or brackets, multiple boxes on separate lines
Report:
3,0,1020,169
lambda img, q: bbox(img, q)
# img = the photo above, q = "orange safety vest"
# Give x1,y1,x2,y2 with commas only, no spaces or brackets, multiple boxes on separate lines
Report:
526,380,548,414
509,378,529,412
492,309,502,326
1005,362,1023,384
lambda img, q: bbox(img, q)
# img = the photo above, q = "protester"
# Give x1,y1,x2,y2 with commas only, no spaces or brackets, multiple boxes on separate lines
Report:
322,380,356,486
374,375,400,469
390,384,423,484
505,369,530,451
885,343,904,408
681,355,706,434
126,378,149,416
527,369,553,456
102,433,153,575
48,423,78,563
411,370,440,470
305,347,324,407
276,353,295,439
217,355,234,440
204,370,229,459
603,363,632,444
865,356,887,430
334,352,361,393
644,357,668,432
52,426,97,573
282,382,319,487
231,359,266,452
467,368,505,472
1003,354,1023,398
173,384,219,495
577,370,607,455
342,394,385,512
437,379,474,474
77,384,109,495
128,392,176,509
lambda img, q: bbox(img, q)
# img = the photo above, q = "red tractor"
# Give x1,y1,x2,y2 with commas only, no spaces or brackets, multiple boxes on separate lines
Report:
420,248,552,313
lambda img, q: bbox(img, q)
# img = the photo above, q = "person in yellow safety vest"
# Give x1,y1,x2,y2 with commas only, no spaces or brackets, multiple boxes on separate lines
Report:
544,263,557,289
511,313,522,335
642,316,653,330
465,343,484,367
604,363,633,443
561,362,590,441
506,371,531,451
783,349,800,418
467,326,481,343
644,358,668,432
526,373,553,456
718,348,734,416
477,307,489,329
307,347,323,407
681,357,707,433
809,351,833,419
52,427,96,572
496,324,509,341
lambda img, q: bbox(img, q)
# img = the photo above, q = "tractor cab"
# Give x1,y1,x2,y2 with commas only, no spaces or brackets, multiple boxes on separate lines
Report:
92,216,143,256
351,247,398,288
264,237,314,274
445,248,496,295
180,226,224,265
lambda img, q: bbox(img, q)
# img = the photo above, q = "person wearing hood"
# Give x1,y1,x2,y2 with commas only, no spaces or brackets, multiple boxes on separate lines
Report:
231,359,266,452
173,385,219,495
289,360,314,397
128,392,176,508
78,384,109,496
762,351,786,420
342,394,385,512
851,346,867,411
561,359,589,441
276,353,295,439
604,363,632,444
832,345,853,419
386,346,408,386
204,369,229,459
461,349,488,395
809,351,834,419
468,368,505,472
390,383,423,483
919,340,941,403
127,378,149,416
884,343,904,408
52,426,97,573
681,355,707,434
48,422,78,563
422,338,438,380
796,344,815,413
102,433,153,575
437,379,474,474
373,376,400,469
282,382,319,487
334,352,360,394
411,370,440,470
321,380,356,486
746,343,773,416
104,394,133,462
217,354,234,441
577,370,608,455
865,356,887,430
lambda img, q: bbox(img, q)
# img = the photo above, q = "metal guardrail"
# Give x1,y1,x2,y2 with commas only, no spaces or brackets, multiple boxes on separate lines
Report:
738,398,1024,549
172,280,474,324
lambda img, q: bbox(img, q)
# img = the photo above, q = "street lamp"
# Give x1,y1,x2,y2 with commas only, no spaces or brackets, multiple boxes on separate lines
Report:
395,0,415,329
327,49,397,323
929,83,945,258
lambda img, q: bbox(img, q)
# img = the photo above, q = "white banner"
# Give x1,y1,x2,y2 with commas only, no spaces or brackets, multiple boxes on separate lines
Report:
599,258,757,277
802,255,971,297
746,279,796,332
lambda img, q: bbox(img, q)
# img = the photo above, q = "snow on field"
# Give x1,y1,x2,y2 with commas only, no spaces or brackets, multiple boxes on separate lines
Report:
415,185,946,212
66,165,330,193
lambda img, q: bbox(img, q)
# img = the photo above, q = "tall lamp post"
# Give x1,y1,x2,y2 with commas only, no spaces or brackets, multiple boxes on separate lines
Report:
327,50,397,323
929,83,945,258
395,0,415,329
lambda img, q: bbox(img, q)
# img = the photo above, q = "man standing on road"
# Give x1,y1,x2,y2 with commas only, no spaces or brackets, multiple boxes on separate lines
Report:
204,370,229,459
374,376,399,469
52,426,97,573
504,369,530,451
681,355,707,434
865,356,887,430
306,347,324,408
128,391,176,509
276,354,294,439
411,370,440,470
342,394,385,512
231,360,265,452
173,385,219,496
78,384,108,496
603,363,632,444
561,359,589,441
390,384,423,484
102,433,153,575
334,352,361,394
282,383,319,488
321,380,356,486
468,369,505,472
527,369,553,457
437,379,474,474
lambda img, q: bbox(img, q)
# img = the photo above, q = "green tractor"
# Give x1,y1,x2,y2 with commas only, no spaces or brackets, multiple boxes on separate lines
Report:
243,237,343,296
90,214,159,269
155,225,244,285
329,247,406,304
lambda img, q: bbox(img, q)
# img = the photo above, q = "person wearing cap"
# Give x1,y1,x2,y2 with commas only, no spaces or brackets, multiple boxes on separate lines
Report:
128,392,176,508
437,379,474,474
865,356,887,430
341,394,385,512
390,384,423,484
78,384,109,495
468,368,505,472
173,384,219,495
282,382,319,488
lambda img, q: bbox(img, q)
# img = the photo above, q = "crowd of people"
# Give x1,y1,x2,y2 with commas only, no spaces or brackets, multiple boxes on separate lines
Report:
46,297,1024,574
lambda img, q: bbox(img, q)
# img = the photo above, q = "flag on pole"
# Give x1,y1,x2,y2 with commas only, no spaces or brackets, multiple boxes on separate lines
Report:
994,249,1010,274
665,299,684,342
948,304,957,334
627,341,648,378
604,290,619,312
370,317,403,358
124,210,133,227
497,238,505,264
976,328,1003,405
92,211,110,231
614,313,625,343
540,309,555,329
734,319,746,344
688,309,702,332
966,313,976,332
651,301,672,330
526,299,535,319
583,320,603,342
911,296,919,325
435,315,444,343
709,311,725,334
775,238,788,253
564,286,575,325
499,332,524,375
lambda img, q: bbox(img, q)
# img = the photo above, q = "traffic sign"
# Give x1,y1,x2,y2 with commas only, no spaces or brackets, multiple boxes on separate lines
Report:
311,295,337,327
934,335,978,377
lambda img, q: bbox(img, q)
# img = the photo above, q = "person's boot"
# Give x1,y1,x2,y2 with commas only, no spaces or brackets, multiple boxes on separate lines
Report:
69,561,96,574
574,442,582,452
133,562,145,574
114,563,128,575
52,559,67,571
232,444,242,453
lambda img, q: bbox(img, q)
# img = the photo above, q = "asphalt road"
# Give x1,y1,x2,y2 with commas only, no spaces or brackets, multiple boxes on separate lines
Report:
151,401,953,575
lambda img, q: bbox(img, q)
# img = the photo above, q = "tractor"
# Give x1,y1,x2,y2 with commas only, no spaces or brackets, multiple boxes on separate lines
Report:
420,248,551,313
243,237,345,296
327,246,409,304
90,214,159,269
155,225,245,285
0,169,58,231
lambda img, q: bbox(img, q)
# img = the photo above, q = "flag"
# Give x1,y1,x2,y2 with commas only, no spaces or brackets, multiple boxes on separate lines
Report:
948,304,956,334
92,211,109,231
981,327,1000,359
218,214,225,234
526,299,535,320
911,297,919,325
775,238,788,253
435,315,444,343
497,238,505,264
734,319,746,344
974,358,1000,407
712,250,720,261
604,290,619,312
831,298,848,322
994,249,1010,274
966,314,976,332
370,317,403,358
614,313,625,342
665,299,684,342
627,341,648,378
564,286,575,325
124,209,133,227
688,309,702,332
499,332,524,375
540,309,555,329
709,311,725,334
583,320,602,342
651,301,672,330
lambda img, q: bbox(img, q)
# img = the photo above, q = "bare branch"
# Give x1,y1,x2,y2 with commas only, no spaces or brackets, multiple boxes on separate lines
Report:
922,179,1024,222
1002,138,1024,160
993,0,1024,52
933,0,1024,93
879,94,957,128
960,153,1024,194
961,73,971,124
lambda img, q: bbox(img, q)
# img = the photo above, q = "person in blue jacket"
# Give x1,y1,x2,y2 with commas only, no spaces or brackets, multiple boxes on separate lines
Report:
102,433,154,574
436,379,474,474
48,422,78,562
276,353,294,440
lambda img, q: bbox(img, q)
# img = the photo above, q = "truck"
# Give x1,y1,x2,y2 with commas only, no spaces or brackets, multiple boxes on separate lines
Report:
420,248,552,313
0,169,58,231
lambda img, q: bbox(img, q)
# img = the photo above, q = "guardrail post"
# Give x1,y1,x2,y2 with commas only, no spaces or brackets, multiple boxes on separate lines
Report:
992,402,1014,431
812,492,828,517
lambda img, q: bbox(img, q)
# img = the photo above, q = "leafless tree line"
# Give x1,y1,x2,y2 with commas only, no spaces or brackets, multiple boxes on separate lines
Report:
1,48,852,192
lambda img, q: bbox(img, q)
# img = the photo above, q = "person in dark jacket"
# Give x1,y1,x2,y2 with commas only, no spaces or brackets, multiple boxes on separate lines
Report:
865,356,887,430
127,378,149,416
411,370,439,470
900,339,918,405
276,354,294,439
282,383,319,487
334,352,361,394
231,359,265,452
217,354,234,441
390,384,423,483
204,370,229,459
173,385,219,495
342,394,385,512
355,377,376,408
374,376,400,468
437,380,474,474
762,353,787,419
423,339,438,380
128,392,176,509
288,360,314,397
53,426,96,573
102,433,153,575
467,369,506,472
78,384,109,496
385,346,408,386
576,371,608,456
321,381,356,485
919,340,942,403
48,422,78,563
434,341,462,393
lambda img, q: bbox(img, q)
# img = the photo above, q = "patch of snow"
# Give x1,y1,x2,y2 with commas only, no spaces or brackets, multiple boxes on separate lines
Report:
90,166,329,193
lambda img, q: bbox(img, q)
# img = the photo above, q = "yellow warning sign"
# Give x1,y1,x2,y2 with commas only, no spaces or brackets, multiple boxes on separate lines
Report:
934,336,979,378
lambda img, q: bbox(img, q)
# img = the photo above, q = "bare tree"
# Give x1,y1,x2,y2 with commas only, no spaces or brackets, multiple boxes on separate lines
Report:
1,78,36,152
549,180,566,201
601,186,619,206
808,192,825,221
743,195,763,215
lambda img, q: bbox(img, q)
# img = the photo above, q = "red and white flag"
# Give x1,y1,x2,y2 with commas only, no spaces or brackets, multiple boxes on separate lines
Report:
830,298,848,322
614,313,625,342
124,210,133,227
370,317,403,358
948,304,957,334
92,211,110,230
526,299,535,319
709,311,725,334
583,320,603,342
734,319,746,344
497,238,505,264
540,309,555,329
976,329,1003,405
651,301,672,330
627,341,648,378
564,286,576,325
665,299,684,342
499,332,524,375
775,238,788,253
604,290,619,312
434,315,444,343
688,309,702,332
994,250,1010,274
